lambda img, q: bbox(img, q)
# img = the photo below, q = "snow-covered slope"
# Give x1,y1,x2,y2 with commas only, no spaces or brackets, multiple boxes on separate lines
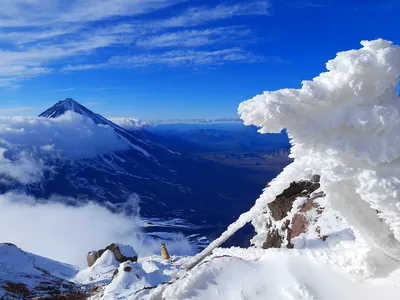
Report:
40,98,117,127
0,243,82,299
0,242,185,299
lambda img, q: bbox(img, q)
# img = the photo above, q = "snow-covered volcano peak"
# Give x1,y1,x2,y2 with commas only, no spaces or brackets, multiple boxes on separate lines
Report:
39,98,119,128
40,98,96,119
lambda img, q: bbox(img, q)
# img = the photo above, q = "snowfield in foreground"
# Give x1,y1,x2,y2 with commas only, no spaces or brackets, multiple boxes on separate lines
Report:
2,241,400,300
3,38,400,299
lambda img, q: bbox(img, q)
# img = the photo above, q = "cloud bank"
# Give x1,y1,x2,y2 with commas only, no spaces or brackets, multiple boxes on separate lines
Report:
109,117,151,131
0,112,130,184
110,117,243,130
0,192,194,265
0,111,194,265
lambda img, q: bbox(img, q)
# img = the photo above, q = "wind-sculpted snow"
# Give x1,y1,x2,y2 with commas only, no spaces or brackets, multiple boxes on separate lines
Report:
0,112,130,184
238,39,400,260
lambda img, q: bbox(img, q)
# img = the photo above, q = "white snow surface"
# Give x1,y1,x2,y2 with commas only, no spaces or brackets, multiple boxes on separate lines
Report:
117,244,138,258
0,243,79,299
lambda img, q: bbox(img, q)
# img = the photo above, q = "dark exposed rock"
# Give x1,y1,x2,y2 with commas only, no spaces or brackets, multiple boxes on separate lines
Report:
112,269,119,281
262,229,283,249
262,176,326,249
87,251,100,267
5,282,30,297
161,242,170,260
38,292,89,300
268,180,320,221
123,266,132,272
87,243,138,267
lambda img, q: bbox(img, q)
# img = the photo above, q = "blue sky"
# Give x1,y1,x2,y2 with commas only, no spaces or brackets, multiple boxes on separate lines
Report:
0,0,399,119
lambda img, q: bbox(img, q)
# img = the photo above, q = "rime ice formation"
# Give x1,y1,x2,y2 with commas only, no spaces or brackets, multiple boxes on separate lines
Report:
238,39,400,260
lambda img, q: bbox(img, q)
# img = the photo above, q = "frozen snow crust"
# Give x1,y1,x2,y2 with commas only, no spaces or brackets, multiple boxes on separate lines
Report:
239,39,400,260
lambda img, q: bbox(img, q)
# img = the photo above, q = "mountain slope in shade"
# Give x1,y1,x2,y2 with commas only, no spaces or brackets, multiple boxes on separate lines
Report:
0,98,282,247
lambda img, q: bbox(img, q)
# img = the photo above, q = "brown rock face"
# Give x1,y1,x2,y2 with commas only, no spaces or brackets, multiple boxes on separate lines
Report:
87,252,100,268
161,242,171,260
262,229,283,249
262,176,325,249
268,180,320,221
87,243,138,267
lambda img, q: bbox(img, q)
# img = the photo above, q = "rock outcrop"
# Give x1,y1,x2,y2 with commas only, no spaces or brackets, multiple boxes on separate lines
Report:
261,175,326,249
87,251,100,267
161,242,171,260
87,243,138,267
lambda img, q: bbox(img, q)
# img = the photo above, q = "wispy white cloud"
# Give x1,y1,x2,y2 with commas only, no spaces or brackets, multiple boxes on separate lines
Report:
0,26,83,44
0,0,184,28
137,27,251,48
61,63,107,72
157,1,270,27
62,48,265,71
112,48,262,66
0,23,140,83
46,88,75,93
0,0,273,86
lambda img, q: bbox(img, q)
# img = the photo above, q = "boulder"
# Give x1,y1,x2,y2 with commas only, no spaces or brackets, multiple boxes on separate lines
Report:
161,242,170,260
123,266,132,272
87,251,100,267
87,243,138,267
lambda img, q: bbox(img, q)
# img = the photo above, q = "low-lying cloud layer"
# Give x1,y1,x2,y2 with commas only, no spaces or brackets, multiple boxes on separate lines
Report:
0,111,194,265
110,117,243,130
109,117,151,131
0,192,194,265
0,112,130,184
